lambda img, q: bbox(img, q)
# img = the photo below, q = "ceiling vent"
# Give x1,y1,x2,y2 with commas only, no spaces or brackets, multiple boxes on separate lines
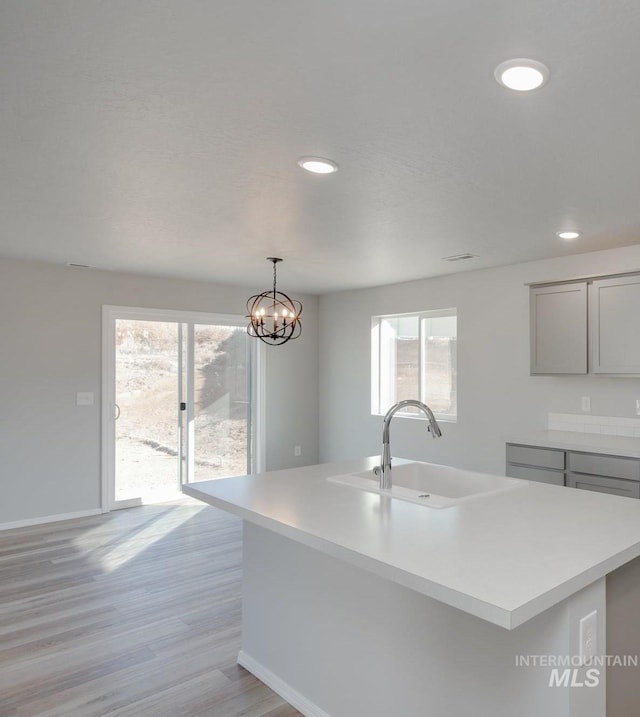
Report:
441,253,477,262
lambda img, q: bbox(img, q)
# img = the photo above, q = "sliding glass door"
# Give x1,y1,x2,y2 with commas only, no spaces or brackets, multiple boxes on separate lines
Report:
103,307,257,510
114,319,182,505
188,324,251,483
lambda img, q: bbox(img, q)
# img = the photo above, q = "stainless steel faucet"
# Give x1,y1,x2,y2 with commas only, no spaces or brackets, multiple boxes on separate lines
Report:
378,399,442,490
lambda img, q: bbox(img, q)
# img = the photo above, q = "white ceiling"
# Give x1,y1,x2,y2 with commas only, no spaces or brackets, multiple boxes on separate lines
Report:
1,1,640,294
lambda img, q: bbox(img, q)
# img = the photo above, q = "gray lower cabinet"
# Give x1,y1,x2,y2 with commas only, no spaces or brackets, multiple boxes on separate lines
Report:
566,473,640,499
507,463,565,486
506,442,640,498
567,452,640,481
505,444,566,486
566,450,640,499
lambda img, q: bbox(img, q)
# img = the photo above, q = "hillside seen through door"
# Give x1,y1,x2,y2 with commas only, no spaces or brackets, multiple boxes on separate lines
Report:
114,319,251,504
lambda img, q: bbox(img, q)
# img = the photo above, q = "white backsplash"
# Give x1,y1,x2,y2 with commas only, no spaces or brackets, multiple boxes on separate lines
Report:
548,413,640,437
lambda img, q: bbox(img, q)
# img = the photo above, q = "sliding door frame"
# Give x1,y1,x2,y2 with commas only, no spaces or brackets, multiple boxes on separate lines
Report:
101,305,264,512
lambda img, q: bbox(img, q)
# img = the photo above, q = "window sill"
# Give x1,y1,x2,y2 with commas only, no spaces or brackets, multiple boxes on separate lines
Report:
371,412,457,424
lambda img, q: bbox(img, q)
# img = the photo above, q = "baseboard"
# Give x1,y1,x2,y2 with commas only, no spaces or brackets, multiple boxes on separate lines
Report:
237,650,332,717
0,508,103,531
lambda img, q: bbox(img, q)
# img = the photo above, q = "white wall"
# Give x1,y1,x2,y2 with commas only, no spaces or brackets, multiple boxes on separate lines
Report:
6,243,640,526
0,257,318,525
318,244,640,474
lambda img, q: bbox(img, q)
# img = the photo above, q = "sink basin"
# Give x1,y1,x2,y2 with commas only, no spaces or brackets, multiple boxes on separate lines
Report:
327,461,526,508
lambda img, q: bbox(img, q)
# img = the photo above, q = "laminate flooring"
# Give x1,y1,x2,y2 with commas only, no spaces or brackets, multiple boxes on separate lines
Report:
0,499,302,717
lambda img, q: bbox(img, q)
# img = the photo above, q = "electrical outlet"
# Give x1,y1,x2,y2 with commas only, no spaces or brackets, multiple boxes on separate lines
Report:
636,399,640,416
579,610,598,665
294,445,302,457
581,396,591,413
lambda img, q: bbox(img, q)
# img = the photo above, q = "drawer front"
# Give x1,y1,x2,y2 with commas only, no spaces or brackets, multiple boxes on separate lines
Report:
506,464,565,486
568,452,640,481
506,444,565,470
567,473,640,498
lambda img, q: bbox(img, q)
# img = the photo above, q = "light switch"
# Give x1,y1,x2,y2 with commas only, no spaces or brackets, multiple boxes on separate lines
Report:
76,392,94,406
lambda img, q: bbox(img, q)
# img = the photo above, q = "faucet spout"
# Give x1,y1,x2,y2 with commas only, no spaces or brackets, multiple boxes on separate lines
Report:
379,400,442,490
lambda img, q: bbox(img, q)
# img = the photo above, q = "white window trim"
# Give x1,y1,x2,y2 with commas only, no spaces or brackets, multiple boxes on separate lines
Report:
371,308,457,423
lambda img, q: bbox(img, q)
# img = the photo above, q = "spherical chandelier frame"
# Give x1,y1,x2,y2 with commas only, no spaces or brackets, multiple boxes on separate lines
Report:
246,258,302,346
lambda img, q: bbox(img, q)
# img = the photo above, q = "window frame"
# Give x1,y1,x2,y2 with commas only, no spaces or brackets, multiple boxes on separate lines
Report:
371,308,457,423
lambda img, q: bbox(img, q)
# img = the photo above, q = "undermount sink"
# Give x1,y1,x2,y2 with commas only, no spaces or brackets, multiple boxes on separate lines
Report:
327,461,526,509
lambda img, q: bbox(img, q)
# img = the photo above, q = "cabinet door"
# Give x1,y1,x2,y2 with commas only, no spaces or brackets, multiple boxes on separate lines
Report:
567,473,640,498
506,444,565,470
530,283,587,374
591,275,640,374
505,444,566,485
506,464,565,486
568,452,640,481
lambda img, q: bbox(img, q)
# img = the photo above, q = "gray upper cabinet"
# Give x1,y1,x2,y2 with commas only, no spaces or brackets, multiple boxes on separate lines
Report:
530,282,588,374
591,275,640,374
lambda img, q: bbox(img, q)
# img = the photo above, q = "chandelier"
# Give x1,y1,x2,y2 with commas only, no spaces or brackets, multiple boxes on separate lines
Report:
246,258,302,345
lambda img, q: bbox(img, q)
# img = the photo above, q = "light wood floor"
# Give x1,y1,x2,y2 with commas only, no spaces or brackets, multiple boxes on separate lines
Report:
0,499,302,717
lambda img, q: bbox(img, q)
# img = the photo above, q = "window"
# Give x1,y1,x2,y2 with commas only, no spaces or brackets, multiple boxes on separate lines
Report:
371,309,457,421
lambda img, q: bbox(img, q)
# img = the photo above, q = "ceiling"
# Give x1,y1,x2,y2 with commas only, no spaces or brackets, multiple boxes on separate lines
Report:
1,1,640,294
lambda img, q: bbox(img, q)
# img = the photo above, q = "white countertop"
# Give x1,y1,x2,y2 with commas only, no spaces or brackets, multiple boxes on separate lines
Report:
506,430,640,458
183,457,640,630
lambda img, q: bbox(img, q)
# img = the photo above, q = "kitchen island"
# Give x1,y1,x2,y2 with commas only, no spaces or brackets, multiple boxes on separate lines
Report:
183,457,640,717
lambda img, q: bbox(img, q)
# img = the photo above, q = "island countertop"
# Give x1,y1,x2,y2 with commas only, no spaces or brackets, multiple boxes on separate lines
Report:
183,457,640,629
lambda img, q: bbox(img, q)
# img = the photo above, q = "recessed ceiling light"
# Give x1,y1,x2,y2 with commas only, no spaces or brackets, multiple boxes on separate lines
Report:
298,157,339,174
494,59,549,91
556,230,581,240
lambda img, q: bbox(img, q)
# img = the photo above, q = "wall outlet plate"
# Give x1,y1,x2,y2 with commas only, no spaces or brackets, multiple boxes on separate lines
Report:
579,609,598,665
581,396,591,412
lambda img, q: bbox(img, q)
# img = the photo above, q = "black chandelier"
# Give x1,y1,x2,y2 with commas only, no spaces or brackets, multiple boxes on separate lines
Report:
246,258,302,345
